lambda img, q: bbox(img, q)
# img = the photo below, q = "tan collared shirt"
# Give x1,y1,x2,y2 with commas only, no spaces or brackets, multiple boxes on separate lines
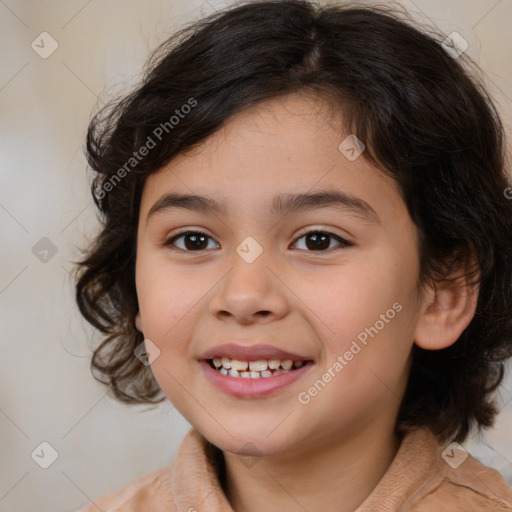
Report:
76,427,512,511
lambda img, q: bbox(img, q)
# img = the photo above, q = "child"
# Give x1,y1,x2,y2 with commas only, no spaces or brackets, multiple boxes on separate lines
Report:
75,0,512,510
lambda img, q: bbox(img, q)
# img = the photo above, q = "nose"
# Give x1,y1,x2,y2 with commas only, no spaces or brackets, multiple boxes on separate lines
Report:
208,247,289,325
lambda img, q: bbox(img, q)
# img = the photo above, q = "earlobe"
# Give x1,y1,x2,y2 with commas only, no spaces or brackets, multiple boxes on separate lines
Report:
135,311,143,333
414,254,480,351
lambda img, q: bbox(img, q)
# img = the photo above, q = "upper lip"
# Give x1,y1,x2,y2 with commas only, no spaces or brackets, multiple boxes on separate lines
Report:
199,343,311,362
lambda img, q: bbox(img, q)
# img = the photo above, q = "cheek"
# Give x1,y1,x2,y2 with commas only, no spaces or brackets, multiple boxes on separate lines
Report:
135,251,188,344
304,258,404,339
297,263,416,430
301,245,419,372
135,250,219,356
135,256,197,404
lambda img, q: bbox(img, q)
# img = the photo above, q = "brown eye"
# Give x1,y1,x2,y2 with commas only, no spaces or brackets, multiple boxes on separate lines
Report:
164,231,218,251
292,231,351,252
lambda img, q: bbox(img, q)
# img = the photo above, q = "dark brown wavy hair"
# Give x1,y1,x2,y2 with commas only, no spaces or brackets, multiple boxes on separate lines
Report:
75,0,512,444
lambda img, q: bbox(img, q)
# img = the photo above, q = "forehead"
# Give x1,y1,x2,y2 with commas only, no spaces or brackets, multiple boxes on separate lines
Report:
140,93,404,225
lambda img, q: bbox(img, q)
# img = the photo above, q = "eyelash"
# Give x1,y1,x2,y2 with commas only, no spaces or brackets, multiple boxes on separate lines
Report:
163,229,352,253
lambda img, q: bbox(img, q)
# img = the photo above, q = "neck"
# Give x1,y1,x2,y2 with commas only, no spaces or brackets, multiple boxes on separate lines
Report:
221,423,402,512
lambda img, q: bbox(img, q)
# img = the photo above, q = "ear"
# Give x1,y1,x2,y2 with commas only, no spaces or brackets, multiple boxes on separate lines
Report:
135,311,144,333
414,247,480,350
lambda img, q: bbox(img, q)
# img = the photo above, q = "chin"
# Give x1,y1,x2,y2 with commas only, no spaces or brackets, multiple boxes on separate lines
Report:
196,422,300,458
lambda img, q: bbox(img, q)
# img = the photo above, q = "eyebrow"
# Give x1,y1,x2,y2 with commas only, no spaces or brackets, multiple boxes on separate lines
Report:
146,190,380,225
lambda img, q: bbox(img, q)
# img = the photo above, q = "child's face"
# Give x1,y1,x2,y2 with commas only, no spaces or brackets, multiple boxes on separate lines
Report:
135,93,425,456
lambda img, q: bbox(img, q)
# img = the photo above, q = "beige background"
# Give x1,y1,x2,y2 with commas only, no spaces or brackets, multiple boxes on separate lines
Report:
0,1,511,511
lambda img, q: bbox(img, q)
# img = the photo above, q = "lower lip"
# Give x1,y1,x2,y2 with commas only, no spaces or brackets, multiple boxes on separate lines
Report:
199,360,314,398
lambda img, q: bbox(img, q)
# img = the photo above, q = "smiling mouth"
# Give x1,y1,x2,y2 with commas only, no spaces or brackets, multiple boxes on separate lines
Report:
206,357,310,379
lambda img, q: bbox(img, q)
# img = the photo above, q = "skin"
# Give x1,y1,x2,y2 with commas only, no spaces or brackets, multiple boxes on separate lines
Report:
134,92,478,512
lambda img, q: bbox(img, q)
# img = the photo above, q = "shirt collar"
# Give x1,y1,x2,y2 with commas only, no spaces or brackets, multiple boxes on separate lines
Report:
171,426,444,512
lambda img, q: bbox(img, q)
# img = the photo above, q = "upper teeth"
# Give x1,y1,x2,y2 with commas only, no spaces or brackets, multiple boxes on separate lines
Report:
213,357,304,372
